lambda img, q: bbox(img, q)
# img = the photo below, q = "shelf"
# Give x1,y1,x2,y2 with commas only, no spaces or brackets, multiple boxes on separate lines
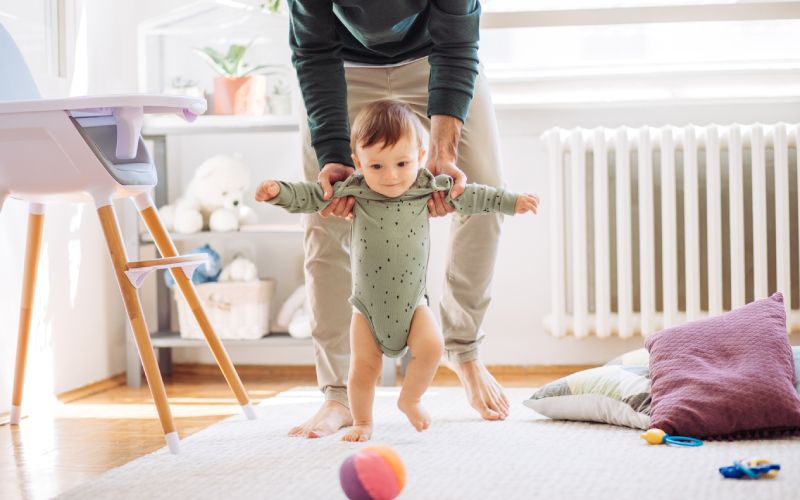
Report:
150,330,311,347
142,114,300,136
139,225,304,243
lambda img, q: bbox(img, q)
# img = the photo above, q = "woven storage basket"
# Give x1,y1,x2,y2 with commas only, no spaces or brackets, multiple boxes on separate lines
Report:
175,280,275,339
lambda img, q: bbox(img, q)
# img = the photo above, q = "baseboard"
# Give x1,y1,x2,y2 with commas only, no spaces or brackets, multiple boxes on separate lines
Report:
173,363,318,377
57,373,127,403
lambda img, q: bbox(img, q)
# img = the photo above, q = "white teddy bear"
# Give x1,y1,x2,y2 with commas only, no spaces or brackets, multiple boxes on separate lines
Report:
219,255,259,282
274,285,311,339
159,154,258,234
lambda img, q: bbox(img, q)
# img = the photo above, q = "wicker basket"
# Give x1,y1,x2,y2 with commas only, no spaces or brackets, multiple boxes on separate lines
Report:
175,280,275,340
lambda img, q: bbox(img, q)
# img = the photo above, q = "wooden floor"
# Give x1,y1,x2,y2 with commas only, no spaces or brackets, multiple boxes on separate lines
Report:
0,364,579,500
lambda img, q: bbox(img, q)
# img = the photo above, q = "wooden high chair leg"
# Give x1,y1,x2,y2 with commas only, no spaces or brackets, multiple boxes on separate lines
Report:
138,205,255,420
96,203,181,453
10,205,45,425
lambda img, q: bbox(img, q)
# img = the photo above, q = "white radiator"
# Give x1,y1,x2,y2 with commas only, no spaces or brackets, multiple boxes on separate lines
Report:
544,124,800,338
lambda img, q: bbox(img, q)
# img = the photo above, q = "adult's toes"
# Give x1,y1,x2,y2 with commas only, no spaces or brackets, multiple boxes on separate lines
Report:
481,408,503,420
496,397,511,415
492,402,509,418
472,401,503,420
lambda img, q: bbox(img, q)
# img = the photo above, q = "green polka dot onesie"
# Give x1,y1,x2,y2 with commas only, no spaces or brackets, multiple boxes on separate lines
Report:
268,168,519,357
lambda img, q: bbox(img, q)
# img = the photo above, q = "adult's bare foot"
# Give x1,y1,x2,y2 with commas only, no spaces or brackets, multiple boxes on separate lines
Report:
288,400,353,438
449,359,510,420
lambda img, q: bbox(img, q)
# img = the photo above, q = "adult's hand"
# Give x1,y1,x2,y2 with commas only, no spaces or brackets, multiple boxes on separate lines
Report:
318,162,356,219
426,115,467,217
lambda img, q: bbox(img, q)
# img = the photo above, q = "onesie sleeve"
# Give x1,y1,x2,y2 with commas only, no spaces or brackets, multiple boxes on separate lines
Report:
267,181,330,213
267,177,363,213
447,183,518,216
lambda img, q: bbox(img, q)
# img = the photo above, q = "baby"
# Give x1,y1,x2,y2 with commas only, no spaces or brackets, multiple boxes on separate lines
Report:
255,100,539,441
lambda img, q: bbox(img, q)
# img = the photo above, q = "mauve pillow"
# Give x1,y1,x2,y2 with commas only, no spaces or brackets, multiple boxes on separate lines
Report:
645,292,800,438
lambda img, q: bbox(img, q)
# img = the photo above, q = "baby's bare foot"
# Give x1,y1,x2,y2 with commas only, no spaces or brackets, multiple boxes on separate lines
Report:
398,398,431,432
341,424,373,442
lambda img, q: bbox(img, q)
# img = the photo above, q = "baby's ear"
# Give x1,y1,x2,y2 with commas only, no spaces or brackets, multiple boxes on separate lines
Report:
351,153,362,171
418,147,426,163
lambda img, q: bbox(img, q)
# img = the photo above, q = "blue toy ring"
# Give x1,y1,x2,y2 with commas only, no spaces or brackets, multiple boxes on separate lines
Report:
664,435,703,447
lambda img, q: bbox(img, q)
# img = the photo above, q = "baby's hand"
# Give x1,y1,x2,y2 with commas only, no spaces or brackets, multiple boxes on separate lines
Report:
515,193,540,214
255,180,280,202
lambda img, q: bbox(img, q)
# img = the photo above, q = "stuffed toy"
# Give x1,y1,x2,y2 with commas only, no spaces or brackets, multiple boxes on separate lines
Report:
164,244,221,288
219,255,259,282
159,154,258,234
274,285,311,339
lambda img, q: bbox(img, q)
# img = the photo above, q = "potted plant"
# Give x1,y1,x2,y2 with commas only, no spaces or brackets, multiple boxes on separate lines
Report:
196,43,276,115
266,76,293,115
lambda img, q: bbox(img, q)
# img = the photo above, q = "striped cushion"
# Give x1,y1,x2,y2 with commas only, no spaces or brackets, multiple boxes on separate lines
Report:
524,345,800,430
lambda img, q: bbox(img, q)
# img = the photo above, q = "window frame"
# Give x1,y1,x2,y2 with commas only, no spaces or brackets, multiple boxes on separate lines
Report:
478,2,800,108
480,1,800,28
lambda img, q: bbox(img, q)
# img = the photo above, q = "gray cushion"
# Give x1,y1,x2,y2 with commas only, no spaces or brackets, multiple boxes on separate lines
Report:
70,119,157,186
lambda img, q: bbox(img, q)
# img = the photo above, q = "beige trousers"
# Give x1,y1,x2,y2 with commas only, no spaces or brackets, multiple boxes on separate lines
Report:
300,57,505,407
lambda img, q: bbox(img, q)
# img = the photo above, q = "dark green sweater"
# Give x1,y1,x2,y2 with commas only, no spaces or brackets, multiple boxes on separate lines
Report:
288,0,481,168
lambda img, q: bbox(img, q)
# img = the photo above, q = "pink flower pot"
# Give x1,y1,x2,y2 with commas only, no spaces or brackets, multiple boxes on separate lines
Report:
213,75,267,115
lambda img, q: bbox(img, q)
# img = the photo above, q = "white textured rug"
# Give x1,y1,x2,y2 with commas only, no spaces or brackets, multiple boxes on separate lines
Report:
59,388,800,500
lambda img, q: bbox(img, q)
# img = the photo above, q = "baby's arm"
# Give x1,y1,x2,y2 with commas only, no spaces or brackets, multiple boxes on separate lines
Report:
447,184,539,216
255,180,331,214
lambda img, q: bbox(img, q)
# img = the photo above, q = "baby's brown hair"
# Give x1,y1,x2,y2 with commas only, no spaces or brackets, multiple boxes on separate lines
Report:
350,100,425,151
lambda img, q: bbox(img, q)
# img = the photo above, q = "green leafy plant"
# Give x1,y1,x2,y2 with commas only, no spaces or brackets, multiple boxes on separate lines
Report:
195,43,273,77
259,0,282,13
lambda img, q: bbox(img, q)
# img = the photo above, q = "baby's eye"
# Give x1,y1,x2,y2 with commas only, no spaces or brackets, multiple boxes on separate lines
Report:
397,161,407,167
370,164,381,170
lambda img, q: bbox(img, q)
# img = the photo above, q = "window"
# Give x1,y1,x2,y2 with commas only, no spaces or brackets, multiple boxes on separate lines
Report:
0,0,79,97
478,0,800,105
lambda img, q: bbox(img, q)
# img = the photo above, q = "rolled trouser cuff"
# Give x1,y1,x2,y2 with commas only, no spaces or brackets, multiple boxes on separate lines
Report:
446,346,479,364
324,386,350,409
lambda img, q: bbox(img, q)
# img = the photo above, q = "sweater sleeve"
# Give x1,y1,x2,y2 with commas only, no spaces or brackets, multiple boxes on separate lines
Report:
288,0,353,168
427,0,481,122
447,183,518,216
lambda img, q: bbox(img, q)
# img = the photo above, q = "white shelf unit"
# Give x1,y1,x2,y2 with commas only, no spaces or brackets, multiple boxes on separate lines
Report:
141,114,300,135
123,114,308,387
138,225,304,243
149,331,309,348
137,0,294,103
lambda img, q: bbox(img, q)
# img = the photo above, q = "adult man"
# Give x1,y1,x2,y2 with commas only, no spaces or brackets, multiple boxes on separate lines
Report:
287,0,510,438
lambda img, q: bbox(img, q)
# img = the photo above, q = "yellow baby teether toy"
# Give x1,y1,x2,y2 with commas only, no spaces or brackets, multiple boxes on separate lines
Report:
641,428,703,447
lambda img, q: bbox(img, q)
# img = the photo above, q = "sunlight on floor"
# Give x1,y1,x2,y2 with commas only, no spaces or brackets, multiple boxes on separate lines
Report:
51,403,243,419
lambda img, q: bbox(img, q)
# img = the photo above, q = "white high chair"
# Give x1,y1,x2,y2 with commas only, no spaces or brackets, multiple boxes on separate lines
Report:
0,23,256,453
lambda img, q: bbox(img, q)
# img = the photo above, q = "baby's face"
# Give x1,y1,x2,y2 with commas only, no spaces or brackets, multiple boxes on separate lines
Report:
352,134,425,198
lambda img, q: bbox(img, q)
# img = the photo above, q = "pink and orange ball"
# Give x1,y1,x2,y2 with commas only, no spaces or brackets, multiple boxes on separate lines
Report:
339,446,406,500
